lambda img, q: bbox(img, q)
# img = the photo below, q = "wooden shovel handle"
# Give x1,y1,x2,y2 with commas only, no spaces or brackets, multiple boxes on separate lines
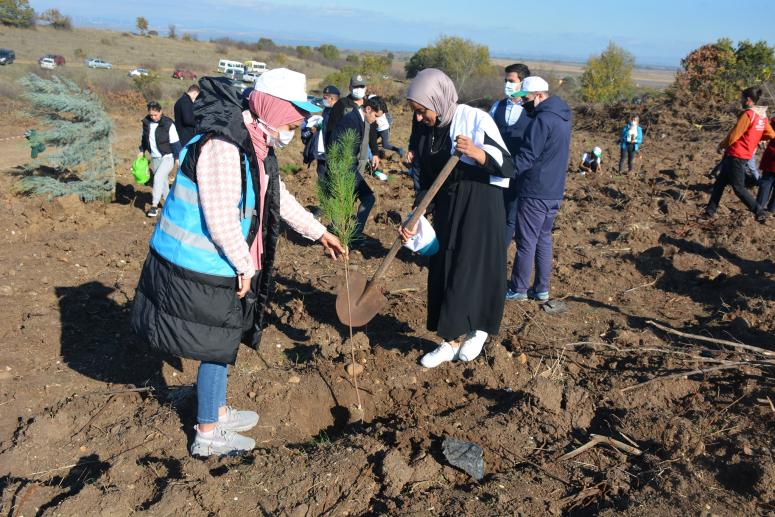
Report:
367,153,460,287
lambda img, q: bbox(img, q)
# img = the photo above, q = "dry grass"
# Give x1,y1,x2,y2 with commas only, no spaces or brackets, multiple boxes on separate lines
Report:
491,58,676,89
0,26,338,106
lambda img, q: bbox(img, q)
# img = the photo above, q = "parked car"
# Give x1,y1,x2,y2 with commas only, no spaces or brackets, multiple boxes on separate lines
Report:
241,71,258,83
307,95,325,108
86,58,112,69
128,68,149,77
172,69,197,80
223,67,244,80
0,48,15,65
39,54,65,66
39,58,56,70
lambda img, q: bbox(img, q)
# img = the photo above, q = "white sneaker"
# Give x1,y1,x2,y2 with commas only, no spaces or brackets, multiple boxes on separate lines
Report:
458,331,488,362
420,341,458,368
218,406,259,432
190,425,255,457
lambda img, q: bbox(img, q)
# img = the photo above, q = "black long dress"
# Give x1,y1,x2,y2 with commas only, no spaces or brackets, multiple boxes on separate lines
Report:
415,120,515,341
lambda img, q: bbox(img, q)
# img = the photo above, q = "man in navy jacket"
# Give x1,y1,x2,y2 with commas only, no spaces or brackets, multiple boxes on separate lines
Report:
329,95,387,237
505,77,572,301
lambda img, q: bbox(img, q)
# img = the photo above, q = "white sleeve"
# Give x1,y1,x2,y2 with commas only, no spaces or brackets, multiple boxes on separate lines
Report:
488,101,498,118
169,123,180,144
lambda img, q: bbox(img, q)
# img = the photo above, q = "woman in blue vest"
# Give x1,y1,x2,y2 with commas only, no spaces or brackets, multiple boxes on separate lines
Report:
132,70,345,457
618,116,643,173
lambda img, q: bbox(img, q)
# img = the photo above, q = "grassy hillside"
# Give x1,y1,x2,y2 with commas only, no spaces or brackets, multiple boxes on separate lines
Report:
0,25,338,107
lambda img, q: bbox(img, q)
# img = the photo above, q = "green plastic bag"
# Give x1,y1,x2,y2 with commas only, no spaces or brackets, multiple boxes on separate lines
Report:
132,155,150,184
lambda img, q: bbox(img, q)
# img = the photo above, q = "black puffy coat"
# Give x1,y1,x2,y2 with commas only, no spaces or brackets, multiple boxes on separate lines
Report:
131,77,281,364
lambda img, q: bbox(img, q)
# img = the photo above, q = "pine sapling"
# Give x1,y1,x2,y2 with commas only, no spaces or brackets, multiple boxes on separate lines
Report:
316,129,364,416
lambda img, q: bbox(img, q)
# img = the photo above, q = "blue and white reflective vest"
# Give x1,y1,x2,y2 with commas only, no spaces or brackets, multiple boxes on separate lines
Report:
150,134,256,277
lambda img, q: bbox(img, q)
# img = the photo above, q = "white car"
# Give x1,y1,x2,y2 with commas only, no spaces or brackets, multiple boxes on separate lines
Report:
86,58,112,69
241,71,257,83
128,68,149,77
39,57,56,69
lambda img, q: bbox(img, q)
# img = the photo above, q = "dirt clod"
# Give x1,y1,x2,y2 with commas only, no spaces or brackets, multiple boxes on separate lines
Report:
381,449,414,497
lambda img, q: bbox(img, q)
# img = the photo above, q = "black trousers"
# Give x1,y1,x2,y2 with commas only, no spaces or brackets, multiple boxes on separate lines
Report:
707,155,760,214
618,143,636,172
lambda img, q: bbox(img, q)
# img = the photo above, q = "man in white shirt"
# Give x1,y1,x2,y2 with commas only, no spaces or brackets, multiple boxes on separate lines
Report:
489,63,531,248
138,101,181,217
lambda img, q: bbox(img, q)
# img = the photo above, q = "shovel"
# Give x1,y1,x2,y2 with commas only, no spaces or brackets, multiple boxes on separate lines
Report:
336,153,461,327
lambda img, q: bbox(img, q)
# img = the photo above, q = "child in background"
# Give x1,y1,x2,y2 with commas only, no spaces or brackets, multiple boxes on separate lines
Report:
579,147,603,175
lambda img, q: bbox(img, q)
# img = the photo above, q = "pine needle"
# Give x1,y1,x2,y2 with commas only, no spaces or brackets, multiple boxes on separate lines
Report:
317,129,359,248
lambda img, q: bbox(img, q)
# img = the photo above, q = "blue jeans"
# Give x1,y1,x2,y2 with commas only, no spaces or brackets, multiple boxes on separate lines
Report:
405,166,421,193
509,198,561,294
355,177,375,236
377,129,403,156
757,171,775,212
197,361,228,424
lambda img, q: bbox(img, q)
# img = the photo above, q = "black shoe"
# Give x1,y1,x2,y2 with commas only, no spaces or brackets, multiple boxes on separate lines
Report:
146,207,159,217
756,210,768,223
701,209,715,220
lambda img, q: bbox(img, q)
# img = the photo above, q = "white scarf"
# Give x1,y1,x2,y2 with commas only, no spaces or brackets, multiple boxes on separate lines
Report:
448,104,511,188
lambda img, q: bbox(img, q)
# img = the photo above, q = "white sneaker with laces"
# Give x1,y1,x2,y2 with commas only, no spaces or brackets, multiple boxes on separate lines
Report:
420,341,458,368
190,425,255,457
218,406,259,432
458,330,488,362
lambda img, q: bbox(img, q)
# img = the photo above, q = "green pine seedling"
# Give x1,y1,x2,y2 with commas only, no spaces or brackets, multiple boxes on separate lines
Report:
316,129,359,249
316,129,364,415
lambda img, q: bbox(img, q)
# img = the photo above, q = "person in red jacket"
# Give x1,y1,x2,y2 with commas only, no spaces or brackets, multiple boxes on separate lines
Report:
756,117,775,212
705,86,775,222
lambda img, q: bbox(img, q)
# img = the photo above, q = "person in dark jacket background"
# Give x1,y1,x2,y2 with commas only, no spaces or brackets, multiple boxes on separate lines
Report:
489,63,531,248
329,95,387,237
505,77,572,302
173,84,200,146
309,84,340,181
325,74,381,171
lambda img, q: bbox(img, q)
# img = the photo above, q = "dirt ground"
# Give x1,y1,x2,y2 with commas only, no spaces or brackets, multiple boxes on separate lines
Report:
1,93,775,517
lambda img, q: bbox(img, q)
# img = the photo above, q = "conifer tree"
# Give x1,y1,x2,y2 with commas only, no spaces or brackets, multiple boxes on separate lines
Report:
17,74,116,202
316,129,364,416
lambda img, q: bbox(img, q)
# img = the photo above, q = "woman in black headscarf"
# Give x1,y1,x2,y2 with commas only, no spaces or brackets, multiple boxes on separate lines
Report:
399,69,515,368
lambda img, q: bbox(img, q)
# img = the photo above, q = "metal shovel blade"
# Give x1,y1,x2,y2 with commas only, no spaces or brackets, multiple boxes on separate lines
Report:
335,271,387,327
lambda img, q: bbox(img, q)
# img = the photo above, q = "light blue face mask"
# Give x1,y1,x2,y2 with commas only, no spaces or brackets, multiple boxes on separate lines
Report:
504,81,520,98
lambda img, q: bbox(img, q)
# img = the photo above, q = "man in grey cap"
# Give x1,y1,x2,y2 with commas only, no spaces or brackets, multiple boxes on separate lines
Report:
325,73,380,171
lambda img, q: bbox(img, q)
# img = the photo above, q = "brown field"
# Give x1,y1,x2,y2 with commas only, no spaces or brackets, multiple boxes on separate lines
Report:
1,24,774,517
493,58,677,89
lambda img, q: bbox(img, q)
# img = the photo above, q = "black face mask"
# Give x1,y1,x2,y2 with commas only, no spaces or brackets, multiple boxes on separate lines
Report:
522,99,536,115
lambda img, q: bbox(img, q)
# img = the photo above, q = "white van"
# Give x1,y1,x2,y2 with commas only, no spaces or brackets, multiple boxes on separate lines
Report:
244,61,268,75
217,59,244,73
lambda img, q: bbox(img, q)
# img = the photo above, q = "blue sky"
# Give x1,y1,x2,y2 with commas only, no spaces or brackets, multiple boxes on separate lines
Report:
29,0,775,67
